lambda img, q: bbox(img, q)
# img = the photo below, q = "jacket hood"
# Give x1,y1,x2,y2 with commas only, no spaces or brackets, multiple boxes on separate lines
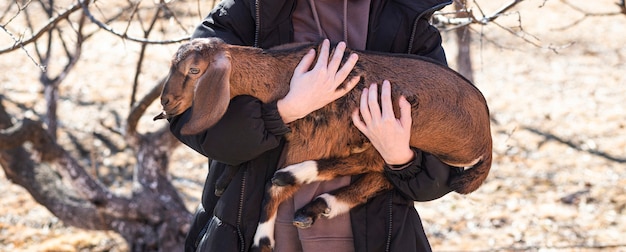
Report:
253,0,452,47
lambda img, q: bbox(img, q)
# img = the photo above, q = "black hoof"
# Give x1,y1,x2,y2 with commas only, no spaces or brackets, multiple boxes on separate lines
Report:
292,197,330,229
251,237,273,252
271,171,296,186
293,210,315,229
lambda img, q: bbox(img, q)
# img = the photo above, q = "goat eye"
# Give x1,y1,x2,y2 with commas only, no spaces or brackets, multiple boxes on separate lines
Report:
189,68,200,74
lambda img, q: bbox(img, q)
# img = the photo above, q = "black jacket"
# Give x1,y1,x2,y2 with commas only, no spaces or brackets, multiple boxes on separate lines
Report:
170,0,456,251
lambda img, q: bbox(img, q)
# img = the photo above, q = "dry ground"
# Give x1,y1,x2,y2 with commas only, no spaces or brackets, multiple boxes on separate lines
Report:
1,0,625,251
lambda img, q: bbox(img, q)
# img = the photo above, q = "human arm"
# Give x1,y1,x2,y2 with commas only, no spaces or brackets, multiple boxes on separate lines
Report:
170,96,290,165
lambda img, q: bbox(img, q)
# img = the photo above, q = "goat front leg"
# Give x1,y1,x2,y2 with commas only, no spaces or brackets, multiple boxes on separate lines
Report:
214,165,238,196
293,172,392,229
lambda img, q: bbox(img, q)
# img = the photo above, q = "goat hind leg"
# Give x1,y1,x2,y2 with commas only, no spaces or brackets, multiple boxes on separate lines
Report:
293,172,392,229
272,148,383,187
252,183,300,251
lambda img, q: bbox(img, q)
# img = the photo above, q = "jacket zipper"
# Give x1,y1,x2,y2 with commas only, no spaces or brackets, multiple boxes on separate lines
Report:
407,0,453,53
385,192,393,252
237,169,248,252
254,0,261,47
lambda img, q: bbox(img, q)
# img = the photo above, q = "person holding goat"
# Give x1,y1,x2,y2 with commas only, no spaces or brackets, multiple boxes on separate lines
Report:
168,0,472,251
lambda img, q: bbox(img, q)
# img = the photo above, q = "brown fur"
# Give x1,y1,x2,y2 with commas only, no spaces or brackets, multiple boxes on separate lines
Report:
157,38,492,244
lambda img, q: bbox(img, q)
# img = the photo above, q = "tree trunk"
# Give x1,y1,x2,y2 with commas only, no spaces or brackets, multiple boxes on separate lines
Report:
0,97,190,251
454,0,474,83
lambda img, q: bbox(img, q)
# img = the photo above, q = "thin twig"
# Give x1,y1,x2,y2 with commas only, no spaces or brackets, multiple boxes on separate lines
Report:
0,0,45,71
129,1,163,112
552,0,625,31
79,0,189,44
433,0,527,29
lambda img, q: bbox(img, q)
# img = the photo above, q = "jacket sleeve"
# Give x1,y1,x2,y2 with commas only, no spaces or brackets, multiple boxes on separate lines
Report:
190,0,256,44
383,148,462,201
169,95,290,166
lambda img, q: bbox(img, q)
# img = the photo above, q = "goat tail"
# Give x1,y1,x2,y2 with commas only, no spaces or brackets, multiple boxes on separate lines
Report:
449,151,492,194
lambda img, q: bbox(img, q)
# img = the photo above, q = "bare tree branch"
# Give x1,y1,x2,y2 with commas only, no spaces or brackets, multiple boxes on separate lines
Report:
0,0,45,70
0,0,81,55
79,0,189,44
434,0,576,53
126,78,167,141
433,0,526,28
552,0,626,30
130,1,164,109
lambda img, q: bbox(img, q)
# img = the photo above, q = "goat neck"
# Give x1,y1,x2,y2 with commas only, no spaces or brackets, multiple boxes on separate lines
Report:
226,45,312,103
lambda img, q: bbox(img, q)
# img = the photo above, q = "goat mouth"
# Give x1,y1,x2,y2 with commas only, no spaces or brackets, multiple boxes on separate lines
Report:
154,104,186,120
153,111,168,121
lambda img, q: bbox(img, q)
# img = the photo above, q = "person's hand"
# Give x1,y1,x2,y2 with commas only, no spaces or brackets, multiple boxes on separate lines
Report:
351,80,414,165
277,39,360,123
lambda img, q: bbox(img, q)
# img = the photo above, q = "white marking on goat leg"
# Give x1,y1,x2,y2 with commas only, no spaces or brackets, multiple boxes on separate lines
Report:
253,215,276,249
317,193,351,219
461,156,484,171
448,156,483,169
281,160,319,184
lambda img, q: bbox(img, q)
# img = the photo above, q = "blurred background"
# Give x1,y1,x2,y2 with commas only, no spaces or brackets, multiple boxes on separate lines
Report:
1,0,625,251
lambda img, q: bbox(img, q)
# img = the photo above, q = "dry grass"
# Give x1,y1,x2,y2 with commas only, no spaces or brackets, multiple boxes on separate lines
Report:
1,0,625,251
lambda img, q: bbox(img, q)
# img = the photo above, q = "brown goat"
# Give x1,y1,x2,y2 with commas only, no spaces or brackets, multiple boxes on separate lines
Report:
156,37,492,251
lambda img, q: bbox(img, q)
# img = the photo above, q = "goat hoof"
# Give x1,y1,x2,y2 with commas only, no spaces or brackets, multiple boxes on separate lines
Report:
251,238,273,252
293,214,314,229
271,172,296,186
293,206,320,229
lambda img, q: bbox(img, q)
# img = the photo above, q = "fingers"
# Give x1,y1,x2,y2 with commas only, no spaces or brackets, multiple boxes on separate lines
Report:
327,41,346,71
314,39,331,70
335,53,359,84
380,80,393,119
351,108,367,133
294,49,316,74
357,80,412,125
399,95,412,127
367,83,382,120
359,86,372,124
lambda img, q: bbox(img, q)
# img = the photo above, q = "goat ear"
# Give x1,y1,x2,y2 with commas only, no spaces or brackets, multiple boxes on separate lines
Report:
181,51,232,135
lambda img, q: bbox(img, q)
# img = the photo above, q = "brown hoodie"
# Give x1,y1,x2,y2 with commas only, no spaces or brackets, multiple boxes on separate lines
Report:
275,0,371,251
